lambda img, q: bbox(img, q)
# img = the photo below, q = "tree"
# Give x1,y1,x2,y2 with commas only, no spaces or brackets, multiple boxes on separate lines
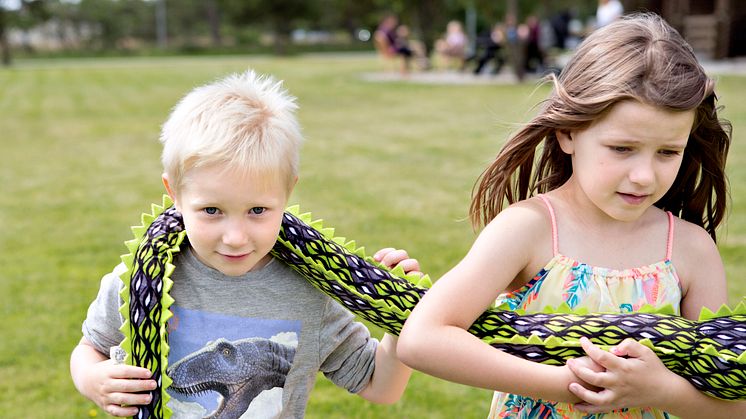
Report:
0,5,10,66
219,0,315,54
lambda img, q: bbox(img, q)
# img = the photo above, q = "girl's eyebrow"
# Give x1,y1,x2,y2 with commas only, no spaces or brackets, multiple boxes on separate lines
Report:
603,137,688,147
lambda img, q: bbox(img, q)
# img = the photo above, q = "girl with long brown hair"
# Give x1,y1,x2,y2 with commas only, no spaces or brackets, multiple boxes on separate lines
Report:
398,13,744,418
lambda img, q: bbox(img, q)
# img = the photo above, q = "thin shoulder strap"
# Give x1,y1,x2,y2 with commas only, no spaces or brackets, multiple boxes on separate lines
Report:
665,211,675,260
537,195,559,256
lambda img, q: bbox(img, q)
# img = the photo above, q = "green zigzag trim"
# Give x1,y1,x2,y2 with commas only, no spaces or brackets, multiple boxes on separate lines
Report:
121,198,746,407
279,205,746,367
488,300,746,363
278,206,431,328
284,205,433,290
119,194,183,419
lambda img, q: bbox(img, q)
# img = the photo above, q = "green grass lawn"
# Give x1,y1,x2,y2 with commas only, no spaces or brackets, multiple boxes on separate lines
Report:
1,54,744,418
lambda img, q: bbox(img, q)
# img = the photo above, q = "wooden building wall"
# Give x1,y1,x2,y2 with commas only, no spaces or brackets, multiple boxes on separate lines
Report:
623,0,745,58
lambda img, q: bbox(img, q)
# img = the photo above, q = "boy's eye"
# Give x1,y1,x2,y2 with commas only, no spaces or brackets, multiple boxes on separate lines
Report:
611,146,631,153
250,207,265,215
204,207,219,215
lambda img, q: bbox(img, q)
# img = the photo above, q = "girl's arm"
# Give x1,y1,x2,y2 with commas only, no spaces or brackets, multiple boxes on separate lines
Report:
569,338,746,418
568,222,746,417
398,202,587,402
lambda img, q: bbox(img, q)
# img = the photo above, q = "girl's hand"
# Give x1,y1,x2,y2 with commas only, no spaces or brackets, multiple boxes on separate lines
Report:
83,360,156,417
567,337,672,413
374,247,422,276
565,355,605,394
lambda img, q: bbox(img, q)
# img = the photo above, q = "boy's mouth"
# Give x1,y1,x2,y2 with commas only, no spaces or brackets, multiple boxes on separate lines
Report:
220,252,250,260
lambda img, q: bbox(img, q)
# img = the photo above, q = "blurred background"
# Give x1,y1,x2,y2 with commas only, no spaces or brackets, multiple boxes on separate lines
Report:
1,1,745,418
1,0,744,65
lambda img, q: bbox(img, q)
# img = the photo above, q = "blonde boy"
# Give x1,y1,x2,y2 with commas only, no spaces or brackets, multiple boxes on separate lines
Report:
70,70,412,418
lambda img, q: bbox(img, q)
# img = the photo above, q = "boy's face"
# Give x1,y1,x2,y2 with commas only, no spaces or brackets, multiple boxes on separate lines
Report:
168,164,293,277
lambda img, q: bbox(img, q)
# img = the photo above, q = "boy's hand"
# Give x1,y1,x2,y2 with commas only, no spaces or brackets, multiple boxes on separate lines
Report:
83,360,156,417
373,248,422,276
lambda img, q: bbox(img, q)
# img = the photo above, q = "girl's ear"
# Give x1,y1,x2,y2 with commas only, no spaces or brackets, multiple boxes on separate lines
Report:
556,130,574,154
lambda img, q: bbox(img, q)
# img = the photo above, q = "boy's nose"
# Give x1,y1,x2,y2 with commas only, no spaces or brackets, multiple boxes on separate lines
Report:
222,222,250,247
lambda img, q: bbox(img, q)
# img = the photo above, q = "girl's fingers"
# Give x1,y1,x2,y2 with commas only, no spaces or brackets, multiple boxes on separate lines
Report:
611,338,650,358
568,381,604,404
568,358,608,388
579,337,622,370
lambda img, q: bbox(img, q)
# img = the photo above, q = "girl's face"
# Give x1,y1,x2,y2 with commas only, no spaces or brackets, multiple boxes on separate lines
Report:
558,100,695,222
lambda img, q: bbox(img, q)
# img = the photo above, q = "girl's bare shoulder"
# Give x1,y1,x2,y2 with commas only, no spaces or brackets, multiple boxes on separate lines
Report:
670,216,724,291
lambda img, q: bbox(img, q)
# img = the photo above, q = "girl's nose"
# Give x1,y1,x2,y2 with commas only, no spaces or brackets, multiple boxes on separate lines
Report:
628,159,655,186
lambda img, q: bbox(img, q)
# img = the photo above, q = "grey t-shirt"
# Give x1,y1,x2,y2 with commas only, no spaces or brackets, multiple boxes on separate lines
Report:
82,248,377,418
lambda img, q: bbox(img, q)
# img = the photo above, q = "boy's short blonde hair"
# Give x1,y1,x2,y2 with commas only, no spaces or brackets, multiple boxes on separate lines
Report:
160,70,302,193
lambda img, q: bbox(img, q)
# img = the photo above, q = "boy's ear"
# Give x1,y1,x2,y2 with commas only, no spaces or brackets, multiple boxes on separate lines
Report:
556,130,574,154
162,173,178,204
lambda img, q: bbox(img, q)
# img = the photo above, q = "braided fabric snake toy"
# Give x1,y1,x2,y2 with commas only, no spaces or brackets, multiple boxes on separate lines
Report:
118,197,746,418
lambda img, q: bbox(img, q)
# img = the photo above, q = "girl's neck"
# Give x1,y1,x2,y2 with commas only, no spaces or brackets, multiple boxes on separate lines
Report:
550,181,657,233
545,182,669,269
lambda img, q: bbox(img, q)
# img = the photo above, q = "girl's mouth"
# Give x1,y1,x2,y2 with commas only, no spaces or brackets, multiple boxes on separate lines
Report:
618,192,648,205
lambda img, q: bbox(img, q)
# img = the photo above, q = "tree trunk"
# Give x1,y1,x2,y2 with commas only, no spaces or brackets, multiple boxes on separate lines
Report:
412,0,441,65
206,0,221,47
0,8,11,66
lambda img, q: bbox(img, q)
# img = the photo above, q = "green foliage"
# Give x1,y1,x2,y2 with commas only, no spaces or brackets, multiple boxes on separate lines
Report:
1,54,744,417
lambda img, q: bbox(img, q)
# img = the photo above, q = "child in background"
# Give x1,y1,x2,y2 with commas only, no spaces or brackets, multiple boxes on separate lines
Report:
70,70,414,418
398,13,746,418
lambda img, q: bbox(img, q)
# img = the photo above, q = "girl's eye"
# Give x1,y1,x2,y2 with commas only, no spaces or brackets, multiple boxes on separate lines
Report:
250,207,265,215
611,146,631,153
659,149,682,157
204,207,219,215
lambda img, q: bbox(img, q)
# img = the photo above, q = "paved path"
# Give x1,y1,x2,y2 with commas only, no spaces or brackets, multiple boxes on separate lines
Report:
361,57,746,86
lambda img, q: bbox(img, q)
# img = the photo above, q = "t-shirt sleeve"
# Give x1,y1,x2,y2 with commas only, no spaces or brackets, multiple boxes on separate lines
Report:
81,263,127,355
318,298,378,394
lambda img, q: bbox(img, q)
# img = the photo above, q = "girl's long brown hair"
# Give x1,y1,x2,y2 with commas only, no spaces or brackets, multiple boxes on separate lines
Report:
470,13,731,241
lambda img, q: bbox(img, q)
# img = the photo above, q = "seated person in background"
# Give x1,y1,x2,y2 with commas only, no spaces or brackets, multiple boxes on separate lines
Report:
466,24,505,75
374,14,413,73
435,20,468,70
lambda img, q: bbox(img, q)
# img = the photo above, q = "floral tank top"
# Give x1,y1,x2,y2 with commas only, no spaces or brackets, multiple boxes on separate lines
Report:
488,195,682,419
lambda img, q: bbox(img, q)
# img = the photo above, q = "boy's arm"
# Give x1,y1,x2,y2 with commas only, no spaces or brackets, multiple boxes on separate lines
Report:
349,247,418,403
356,333,412,404
70,337,156,417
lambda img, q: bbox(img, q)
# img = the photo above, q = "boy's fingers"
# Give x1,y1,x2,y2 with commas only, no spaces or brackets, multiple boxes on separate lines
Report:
104,402,141,417
380,249,409,267
395,258,421,274
109,364,153,379
373,247,395,261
